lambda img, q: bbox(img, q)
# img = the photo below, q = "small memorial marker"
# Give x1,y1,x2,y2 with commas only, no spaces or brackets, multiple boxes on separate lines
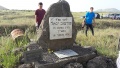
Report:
54,49,78,58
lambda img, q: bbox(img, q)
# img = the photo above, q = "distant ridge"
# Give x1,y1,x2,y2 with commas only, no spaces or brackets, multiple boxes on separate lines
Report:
95,8,120,13
0,5,8,10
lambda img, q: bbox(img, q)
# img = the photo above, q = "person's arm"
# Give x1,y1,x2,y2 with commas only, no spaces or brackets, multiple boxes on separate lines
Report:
93,13,95,23
35,10,38,22
35,15,37,22
35,10,38,26
92,13,95,26
43,10,46,19
83,17,86,22
93,18,95,23
82,13,87,28
83,12,88,23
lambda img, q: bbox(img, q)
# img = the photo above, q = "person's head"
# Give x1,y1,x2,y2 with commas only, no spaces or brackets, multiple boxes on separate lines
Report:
38,2,43,9
90,7,94,12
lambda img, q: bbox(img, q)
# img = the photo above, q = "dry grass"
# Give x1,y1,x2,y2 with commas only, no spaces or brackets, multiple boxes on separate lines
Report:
0,10,120,67
76,28,119,58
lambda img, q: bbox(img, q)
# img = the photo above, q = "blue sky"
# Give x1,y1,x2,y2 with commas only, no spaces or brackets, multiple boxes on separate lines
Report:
0,0,120,12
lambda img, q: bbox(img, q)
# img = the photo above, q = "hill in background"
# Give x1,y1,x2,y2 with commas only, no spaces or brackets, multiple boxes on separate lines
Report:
95,8,120,13
0,5,8,10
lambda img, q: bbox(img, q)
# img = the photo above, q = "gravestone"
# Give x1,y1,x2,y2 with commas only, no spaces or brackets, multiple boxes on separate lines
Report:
37,0,77,50
21,1,98,68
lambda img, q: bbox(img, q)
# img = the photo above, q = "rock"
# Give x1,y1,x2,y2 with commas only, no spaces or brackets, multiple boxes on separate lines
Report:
12,47,23,55
23,49,43,63
118,38,120,50
87,56,116,68
83,46,97,54
104,57,116,68
37,0,77,51
30,39,36,42
87,56,107,68
25,42,40,51
20,58,25,64
19,56,25,64
18,64,34,68
34,46,96,68
0,64,3,68
64,62,83,68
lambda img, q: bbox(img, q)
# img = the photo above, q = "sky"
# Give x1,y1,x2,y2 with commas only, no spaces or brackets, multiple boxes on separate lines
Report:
0,0,120,12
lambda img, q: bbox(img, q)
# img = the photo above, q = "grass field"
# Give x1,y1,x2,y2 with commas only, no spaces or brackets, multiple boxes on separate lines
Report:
0,10,120,68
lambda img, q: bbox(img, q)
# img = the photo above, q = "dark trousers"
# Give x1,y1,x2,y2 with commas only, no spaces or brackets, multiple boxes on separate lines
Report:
85,24,94,36
38,21,41,28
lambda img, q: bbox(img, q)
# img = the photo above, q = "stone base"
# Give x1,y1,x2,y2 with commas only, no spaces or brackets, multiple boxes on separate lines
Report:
35,46,97,68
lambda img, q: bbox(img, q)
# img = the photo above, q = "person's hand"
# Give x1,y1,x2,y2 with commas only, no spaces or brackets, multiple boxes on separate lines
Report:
93,23,96,27
35,22,39,30
82,22,85,28
35,22,38,27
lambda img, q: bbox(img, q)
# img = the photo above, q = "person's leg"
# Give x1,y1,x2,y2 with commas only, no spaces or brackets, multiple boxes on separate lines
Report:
85,24,89,36
38,22,40,28
36,22,40,32
89,24,94,36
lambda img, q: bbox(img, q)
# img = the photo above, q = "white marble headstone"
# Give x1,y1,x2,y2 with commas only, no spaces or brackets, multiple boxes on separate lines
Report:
49,17,72,40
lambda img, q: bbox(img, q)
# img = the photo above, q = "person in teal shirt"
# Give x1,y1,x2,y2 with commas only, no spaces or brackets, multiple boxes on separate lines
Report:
84,7,95,36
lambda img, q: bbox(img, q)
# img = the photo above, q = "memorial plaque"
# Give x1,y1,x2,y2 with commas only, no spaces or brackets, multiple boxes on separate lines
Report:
49,17,72,40
54,49,78,58
23,49,42,63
